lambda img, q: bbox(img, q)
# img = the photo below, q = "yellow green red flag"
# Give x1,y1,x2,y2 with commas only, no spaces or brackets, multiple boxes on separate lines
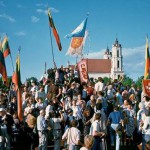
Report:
2,36,10,58
48,9,62,51
144,36,150,79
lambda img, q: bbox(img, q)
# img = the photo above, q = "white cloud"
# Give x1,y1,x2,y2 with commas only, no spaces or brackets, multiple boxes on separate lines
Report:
36,7,59,15
122,45,144,57
86,45,145,80
85,49,105,59
31,16,40,23
15,31,26,36
36,9,47,15
123,47,145,79
0,14,16,22
36,3,47,7
50,7,59,13
36,3,59,13
136,61,144,67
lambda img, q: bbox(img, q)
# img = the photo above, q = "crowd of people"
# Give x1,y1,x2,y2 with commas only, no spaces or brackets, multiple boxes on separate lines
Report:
0,66,149,150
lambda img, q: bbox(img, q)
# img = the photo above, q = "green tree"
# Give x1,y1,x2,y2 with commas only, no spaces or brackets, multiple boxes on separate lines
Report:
135,76,144,89
122,75,133,87
103,77,111,85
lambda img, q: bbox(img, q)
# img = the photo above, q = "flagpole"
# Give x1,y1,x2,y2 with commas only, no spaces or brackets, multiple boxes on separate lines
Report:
9,54,14,72
17,46,23,121
49,27,55,66
76,54,78,64
86,58,89,82
44,62,47,74
18,46,21,55
47,7,55,65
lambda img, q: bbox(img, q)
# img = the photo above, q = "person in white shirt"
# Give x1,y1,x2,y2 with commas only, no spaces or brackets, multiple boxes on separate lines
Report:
71,99,82,121
35,97,46,116
30,80,38,97
89,113,105,150
45,100,53,118
22,86,29,102
37,109,48,150
24,102,33,117
35,85,46,102
62,120,83,150
61,95,72,111
107,85,116,105
50,110,64,150
140,108,150,150
94,77,104,94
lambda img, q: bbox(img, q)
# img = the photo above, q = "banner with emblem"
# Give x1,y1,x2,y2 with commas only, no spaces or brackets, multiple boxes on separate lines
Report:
78,59,88,83
65,15,88,56
66,37,83,55
142,79,150,96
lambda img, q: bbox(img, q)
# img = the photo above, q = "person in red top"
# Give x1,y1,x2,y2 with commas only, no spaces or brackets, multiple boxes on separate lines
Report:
87,82,94,100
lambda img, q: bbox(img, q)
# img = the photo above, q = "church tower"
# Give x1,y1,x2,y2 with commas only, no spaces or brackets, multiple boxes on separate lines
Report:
111,38,124,79
103,46,112,59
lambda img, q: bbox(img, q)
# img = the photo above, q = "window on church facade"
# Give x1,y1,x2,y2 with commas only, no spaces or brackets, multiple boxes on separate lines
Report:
117,50,119,57
117,60,119,68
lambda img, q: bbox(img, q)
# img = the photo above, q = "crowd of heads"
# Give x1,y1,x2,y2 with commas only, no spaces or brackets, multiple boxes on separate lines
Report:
0,66,149,149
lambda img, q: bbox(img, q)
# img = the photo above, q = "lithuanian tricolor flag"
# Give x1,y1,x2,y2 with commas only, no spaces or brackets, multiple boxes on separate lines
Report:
2,36,10,58
0,41,8,85
12,55,22,121
48,9,62,51
144,36,150,79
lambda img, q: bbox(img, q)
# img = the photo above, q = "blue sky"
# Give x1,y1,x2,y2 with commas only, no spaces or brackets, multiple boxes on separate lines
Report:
0,0,150,82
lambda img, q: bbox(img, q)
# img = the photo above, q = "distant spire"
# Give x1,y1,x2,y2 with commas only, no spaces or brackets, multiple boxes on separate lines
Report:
114,35,119,46
116,34,118,40
106,44,109,53
115,38,118,44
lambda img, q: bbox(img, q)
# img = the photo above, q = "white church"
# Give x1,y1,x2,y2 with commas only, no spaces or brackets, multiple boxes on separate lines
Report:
83,38,124,80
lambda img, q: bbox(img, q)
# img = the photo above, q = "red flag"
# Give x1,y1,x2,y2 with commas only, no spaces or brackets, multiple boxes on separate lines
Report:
12,72,18,90
142,79,150,97
48,9,62,51
17,88,22,121
77,59,88,83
